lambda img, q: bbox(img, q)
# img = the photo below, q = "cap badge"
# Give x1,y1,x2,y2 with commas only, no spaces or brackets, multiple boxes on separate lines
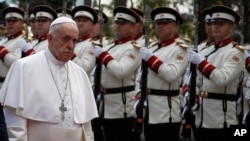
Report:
39,12,43,16
118,13,123,17
216,13,220,17
10,13,13,17
160,13,164,18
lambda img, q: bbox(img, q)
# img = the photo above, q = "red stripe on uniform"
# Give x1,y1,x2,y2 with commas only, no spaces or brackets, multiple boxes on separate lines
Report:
148,55,163,73
25,49,36,56
99,52,113,66
0,46,9,60
198,60,215,78
245,57,250,73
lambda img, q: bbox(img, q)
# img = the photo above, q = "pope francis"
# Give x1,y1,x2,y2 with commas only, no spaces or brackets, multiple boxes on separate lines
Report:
0,17,98,141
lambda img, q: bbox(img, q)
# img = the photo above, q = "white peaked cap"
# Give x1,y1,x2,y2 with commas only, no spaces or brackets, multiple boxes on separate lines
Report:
50,17,76,29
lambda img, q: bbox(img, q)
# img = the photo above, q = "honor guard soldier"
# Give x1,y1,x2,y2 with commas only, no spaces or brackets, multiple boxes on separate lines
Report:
139,7,188,141
188,5,245,141
198,7,215,52
28,10,38,42
241,8,250,126
90,9,110,141
56,7,72,19
93,6,141,141
0,7,35,89
32,5,57,52
91,9,110,46
130,7,145,46
182,7,215,99
71,5,97,82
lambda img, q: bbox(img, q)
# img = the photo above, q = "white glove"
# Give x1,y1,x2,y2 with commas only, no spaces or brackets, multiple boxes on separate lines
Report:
246,80,250,88
188,50,205,65
140,47,153,61
245,51,250,59
20,39,32,53
94,45,105,57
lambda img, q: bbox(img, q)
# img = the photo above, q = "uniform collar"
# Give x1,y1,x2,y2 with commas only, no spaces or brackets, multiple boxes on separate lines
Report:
174,34,180,39
115,36,132,45
32,34,39,40
133,33,143,41
215,38,232,48
7,31,23,39
91,35,100,41
38,34,48,42
77,34,90,42
158,36,176,47
206,40,215,46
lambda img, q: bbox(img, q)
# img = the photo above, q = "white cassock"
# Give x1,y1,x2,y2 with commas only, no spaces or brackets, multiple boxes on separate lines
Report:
0,48,98,141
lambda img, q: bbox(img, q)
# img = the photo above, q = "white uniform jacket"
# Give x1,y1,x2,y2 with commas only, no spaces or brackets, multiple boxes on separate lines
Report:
195,40,245,128
72,35,95,81
146,38,188,124
100,39,141,119
0,33,25,88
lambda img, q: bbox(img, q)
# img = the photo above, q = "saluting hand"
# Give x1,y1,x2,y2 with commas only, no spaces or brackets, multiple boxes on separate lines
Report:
188,50,205,65
140,47,153,61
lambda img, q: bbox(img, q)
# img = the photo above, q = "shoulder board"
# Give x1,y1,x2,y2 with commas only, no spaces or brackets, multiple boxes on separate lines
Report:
233,42,246,51
234,44,246,51
177,41,189,49
131,41,141,49
92,40,101,46
180,37,191,44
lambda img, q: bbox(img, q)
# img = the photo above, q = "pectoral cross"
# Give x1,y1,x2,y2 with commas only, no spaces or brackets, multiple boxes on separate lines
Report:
59,102,67,121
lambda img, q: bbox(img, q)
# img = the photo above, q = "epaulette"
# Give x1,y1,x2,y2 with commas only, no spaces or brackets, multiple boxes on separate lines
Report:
233,42,246,51
180,37,191,44
92,40,101,46
131,40,141,49
177,41,189,49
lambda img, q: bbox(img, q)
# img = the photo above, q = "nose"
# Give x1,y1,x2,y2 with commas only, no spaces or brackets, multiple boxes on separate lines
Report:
67,40,76,49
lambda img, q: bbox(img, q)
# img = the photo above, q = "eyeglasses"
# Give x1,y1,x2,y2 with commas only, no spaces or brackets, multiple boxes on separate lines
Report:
6,18,21,23
29,18,36,23
114,20,132,26
36,17,51,23
211,21,231,26
155,20,174,26
205,22,212,26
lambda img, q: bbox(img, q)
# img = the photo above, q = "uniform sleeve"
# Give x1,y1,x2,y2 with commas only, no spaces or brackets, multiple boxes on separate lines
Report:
158,50,188,82
4,107,28,141
3,53,20,67
73,46,96,74
206,51,244,85
106,48,140,79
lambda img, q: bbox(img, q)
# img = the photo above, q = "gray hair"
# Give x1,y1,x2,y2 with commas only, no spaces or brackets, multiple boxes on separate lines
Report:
49,24,59,37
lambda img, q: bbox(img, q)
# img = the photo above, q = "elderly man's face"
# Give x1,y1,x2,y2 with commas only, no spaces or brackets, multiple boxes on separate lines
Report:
48,23,79,62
